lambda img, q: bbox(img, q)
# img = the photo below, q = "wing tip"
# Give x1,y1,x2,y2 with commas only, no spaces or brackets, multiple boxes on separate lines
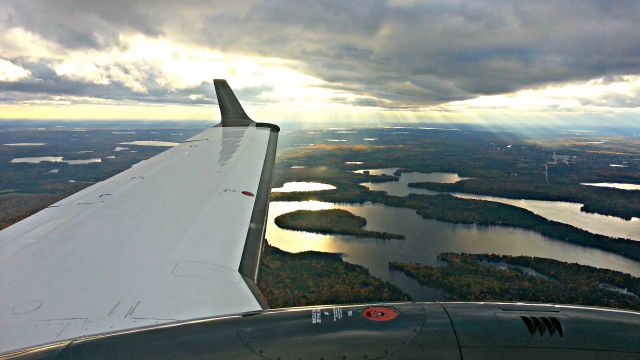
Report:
213,79,254,127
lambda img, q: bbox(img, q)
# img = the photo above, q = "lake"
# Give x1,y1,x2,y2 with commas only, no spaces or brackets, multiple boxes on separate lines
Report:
10,157,102,164
266,200,640,300
360,171,640,241
119,140,179,147
452,193,640,241
3,143,46,146
359,168,470,197
581,183,640,191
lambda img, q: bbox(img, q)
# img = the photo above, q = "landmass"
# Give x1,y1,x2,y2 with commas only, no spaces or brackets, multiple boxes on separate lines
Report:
271,133,640,262
0,126,201,228
273,129,640,220
409,179,639,220
3,123,640,309
0,192,69,229
393,193,640,262
258,242,410,308
274,209,404,239
390,253,640,311
1,127,201,195
272,177,640,262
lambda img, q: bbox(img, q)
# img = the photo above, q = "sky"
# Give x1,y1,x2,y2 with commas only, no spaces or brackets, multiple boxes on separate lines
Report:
1,0,639,126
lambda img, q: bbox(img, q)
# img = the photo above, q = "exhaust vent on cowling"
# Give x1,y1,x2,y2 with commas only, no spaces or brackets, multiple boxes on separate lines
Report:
521,316,564,337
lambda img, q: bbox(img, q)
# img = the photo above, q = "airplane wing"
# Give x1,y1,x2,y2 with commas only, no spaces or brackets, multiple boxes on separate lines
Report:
0,80,279,354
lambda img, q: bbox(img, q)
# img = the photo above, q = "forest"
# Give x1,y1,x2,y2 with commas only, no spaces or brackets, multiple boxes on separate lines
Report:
391,253,640,310
409,178,640,220
258,242,410,308
274,209,404,239
394,193,640,262
0,192,67,229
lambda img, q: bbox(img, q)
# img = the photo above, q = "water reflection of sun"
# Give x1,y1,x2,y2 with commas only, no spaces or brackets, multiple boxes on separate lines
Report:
271,182,336,193
266,200,346,254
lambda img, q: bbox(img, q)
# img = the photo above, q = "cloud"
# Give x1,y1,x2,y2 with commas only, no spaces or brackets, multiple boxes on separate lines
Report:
1,0,162,49
438,75,640,113
1,0,640,114
0,58,30,81
0,35,351,108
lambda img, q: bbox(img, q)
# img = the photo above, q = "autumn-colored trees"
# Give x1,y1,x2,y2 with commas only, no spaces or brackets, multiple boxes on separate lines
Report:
259,243,410,308
391,253,640,310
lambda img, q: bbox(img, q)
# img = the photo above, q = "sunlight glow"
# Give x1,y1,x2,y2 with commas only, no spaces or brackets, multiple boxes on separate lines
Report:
51,34,364,107
1,27,375,119
439,76,640,112
2,26,640,124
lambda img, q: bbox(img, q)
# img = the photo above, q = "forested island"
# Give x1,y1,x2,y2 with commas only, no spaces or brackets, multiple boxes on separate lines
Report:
274,209,404,239
258,242,410,307
391,193,640,262
409,179,640,220
391,253,640,310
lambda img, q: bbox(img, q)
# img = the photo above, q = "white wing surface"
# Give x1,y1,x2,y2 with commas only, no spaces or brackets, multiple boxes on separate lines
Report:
0,80,279,354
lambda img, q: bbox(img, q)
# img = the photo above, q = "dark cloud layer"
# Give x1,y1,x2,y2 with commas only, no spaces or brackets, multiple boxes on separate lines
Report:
1,0,639,109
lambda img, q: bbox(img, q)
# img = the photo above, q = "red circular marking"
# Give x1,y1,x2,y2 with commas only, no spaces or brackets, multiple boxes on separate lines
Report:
241,191,255,197
361,306,399,322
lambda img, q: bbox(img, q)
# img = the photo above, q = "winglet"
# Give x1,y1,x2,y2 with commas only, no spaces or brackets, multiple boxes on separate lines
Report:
214,79,254,126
